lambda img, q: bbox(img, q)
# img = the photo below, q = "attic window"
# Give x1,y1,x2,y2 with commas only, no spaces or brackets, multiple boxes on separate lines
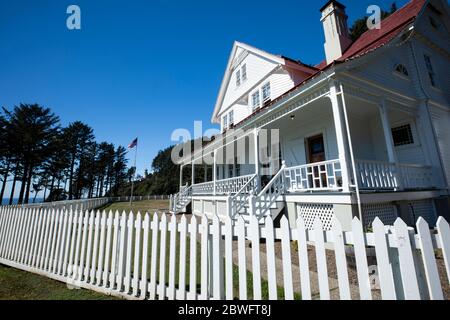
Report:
262,82,271,102
424,55,437,87
236,70,241,87
392,124,414,146
242,64,247,82
395,64,409,77
429,16,441,30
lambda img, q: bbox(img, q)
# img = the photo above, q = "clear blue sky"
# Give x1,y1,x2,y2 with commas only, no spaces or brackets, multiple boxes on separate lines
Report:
0,0,407,194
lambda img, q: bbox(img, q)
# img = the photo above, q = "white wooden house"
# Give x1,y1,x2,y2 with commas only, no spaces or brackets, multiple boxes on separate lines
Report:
171,0,450,231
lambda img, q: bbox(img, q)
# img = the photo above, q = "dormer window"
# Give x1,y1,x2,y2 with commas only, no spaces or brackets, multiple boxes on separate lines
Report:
229,110,234,127
242,64,247,82
395,64,409,77
262,82,271,102
236,70,241,87
252,91,260,111
223,114,228,130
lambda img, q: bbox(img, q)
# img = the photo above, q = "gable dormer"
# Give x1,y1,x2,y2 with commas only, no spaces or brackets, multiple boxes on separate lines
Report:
212,42,316,131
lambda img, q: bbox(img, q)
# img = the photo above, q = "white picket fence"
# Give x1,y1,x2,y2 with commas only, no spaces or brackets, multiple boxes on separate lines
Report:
0,205,449,300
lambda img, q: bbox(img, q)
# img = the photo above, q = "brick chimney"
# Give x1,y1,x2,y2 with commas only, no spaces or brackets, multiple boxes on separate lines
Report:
320,0,352,64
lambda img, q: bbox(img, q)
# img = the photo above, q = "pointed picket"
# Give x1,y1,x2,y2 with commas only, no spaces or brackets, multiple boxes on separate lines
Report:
50,209,64,273
352,217,372,300
436,217,450,284
96,211,107,285
212,214,224,300
101,211,113,287
250,215,262,300
331,217,351,300
140,213,150,299
236,215,247,300
124,212,135,294
83,210,95,282
167,214,177,300
90,210,101,284
372,218,396,300
280,216,294,300
24,208,39,266
9,209,23,261
393,218,420,300
314,217,330,300
19,208,33,264
149,213,160,300
61,209,73,276
264,216,277,300
178,214,187,300
296,217,311,300
158,213,168,300
10,208,24,261
3,208,15,259
37,209,51,269
0,207,10,256
416,218,443,300
108,211,120,289
224,216,234,300
188,215,198,300
116,211,128,292
17,209,30,262
132,212,142,297
55,210,68,275
70,210,84,279
44,209,57,271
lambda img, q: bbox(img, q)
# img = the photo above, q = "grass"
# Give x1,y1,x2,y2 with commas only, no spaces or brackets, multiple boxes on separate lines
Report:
0,264,118,300
98,199,170,214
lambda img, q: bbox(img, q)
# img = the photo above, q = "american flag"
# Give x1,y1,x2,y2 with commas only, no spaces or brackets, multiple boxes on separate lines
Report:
128,138,138,149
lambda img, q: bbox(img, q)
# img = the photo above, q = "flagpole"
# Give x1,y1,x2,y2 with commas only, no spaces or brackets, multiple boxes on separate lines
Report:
130,141,138,206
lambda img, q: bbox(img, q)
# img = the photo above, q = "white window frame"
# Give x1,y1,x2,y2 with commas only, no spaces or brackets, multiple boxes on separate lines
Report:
223,114,228,130
236,69,241,87
252,91,261,111
262,82,271,102
241,64,247,82
391,121,420,150
423,54,437,88
229,110,234,126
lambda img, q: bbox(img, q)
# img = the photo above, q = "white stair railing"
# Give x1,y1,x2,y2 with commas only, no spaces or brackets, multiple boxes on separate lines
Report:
228,174,259,219
251,161,287,220
171,185,192,213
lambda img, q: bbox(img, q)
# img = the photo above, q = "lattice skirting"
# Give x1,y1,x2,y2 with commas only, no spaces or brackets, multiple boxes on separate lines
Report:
296,203,334,231
407,199,437,226
362,203,398,228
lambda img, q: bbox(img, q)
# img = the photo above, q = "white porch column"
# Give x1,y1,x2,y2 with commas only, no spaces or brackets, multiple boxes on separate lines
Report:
329,81,351,192
179,165,184,190
253,128,260,190
191,162,194,186
379,99,397,163
213,150,217,196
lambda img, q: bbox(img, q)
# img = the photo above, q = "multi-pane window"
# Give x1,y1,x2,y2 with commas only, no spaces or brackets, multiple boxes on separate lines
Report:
424,55,437,87
262,82,271,102
392,124,414,146
236,70,241,87
223,114,228,130
242,64,247,82
252,91,260,111
229,110,234,126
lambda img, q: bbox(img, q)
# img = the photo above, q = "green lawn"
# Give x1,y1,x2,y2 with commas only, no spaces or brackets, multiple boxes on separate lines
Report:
99,199,170,214
0,264,118,300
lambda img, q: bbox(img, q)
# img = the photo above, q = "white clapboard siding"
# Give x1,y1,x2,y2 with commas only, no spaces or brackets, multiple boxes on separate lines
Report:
0,205,449,301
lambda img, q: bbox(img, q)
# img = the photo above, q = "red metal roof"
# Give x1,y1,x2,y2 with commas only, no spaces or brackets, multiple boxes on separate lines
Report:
339,0,426,61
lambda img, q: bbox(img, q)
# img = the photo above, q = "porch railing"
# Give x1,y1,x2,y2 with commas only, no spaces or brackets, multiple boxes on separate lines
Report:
229,174,259,219
355,160,434,190
191,181,214,195
284,159,343,192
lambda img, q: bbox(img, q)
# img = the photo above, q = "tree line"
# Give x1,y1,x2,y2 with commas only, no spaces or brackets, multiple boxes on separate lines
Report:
0,103,131,205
